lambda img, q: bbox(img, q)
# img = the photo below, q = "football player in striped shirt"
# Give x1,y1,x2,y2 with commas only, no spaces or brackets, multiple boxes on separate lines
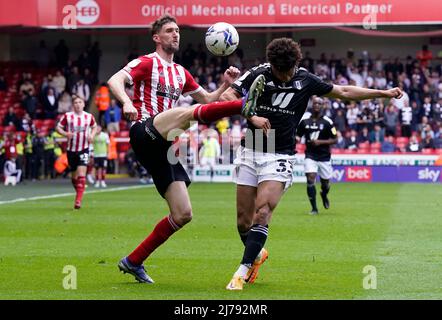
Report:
56,96,97,209
108,14,270,284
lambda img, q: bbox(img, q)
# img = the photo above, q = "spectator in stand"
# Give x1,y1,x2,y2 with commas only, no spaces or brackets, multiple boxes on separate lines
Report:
346,102,359,131
54,39,70,68
416,45,433,69
58,91,73,114
0,75,7,91
407,135,421,152
22,90,38,120
334,131,346,149
356,106,373,132
358,127,370,144
381,136,397,152
421,132,435,149
369,124,385,143
216,117,230,135
421,124,434,140
67,66,82,93
19,80,35,98
434,128,442,148
37,40,50,68
410,100,422,132
3,107,21,130
104,99,121,133
42,87,58,119
374,71,387,89
399,102,413,137
422,96,433,119
83,67,96,89
345,130,358,150
52,70,66,97
72,79,90,105
432,98,442,123
20,113,34,133
95,83,110,127
333,108,347,133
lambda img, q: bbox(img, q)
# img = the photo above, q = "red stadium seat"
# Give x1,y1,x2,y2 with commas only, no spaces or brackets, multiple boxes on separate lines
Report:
396,137,409,145
358,142,369,149
357,148,369,154
343,149,356,154
422,148,435,154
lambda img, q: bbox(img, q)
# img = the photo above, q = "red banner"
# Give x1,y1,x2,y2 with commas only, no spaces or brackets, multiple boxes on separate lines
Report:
2,0,442,28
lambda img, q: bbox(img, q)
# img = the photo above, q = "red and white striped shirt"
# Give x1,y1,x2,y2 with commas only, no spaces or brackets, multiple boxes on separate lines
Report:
58,111,96,152
122,52,201,121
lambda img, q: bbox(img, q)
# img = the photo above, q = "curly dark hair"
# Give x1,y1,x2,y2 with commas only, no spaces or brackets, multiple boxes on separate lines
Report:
266,38,303,72
151,15,177,36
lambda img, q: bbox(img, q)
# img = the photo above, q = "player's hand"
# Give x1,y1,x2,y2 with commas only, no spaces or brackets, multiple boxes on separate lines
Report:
66,132,74,140
309,140,321,147
249,115,271,136
223,66,241,84
123,101,138,121
385,87,403,99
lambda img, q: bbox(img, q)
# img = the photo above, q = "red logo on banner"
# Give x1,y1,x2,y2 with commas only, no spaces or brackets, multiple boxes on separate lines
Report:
346,167,372,182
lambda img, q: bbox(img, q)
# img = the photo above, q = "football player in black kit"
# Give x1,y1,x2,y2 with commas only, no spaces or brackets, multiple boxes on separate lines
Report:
297,96,338,215
220,37,403,290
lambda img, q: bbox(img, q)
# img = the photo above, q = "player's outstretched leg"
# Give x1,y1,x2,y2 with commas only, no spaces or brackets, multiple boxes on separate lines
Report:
320,178,330,209
152,74,265,139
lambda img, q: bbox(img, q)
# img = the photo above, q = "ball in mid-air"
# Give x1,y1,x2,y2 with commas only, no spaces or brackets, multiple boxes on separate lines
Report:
205,22,239,56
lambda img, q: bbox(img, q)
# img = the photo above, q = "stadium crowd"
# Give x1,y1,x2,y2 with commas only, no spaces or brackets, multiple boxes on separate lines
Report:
1,40,442,184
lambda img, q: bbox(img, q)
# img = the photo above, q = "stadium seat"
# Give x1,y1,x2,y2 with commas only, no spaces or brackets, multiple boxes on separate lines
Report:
357,148,369,154
117,142,131,153
396,137,409,145
422,148,435,154
358,142,369,149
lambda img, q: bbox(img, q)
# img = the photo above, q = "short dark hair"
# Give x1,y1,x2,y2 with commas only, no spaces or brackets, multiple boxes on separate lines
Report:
151,15,177,36
266,38,302,72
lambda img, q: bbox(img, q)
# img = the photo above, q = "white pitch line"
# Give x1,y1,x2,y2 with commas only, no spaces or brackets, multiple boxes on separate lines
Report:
0,185,153,205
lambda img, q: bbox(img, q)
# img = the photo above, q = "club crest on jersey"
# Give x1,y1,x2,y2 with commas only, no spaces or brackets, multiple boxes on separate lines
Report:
176,75,183,83
320,124,324,130
294,80,302,90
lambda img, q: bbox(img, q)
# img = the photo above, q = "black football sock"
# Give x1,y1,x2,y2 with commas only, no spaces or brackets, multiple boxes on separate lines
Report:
238,228,250,246
307,183,318,211
241,224,268,266
321,180,330,195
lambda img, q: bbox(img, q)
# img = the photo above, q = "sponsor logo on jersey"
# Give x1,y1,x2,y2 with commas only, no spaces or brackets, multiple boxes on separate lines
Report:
346,167,372,182
294,80,302,90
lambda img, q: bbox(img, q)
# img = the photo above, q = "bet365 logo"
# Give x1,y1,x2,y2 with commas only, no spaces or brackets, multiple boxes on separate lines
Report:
63,0,100,29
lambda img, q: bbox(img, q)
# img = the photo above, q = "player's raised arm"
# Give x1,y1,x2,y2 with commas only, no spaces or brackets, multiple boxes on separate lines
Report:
191,66,241,104
107,70,138,121
324,84,403,101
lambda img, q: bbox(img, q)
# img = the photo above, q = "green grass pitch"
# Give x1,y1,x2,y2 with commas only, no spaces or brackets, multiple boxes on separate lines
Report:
0,182,441,299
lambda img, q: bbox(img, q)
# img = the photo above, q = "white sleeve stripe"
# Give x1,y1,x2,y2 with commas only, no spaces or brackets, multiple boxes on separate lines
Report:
323,116,334,125
122,69,133,85
183,86,202,97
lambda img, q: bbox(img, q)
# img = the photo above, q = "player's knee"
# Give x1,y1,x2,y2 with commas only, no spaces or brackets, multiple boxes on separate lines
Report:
173,208,193,225
255,203,272,225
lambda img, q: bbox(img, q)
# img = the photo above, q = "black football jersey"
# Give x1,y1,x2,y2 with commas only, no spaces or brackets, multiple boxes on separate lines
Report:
232,63,333,154
296,116,337,161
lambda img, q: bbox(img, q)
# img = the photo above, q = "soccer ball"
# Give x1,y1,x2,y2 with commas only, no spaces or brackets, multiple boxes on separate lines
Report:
205,22,239,56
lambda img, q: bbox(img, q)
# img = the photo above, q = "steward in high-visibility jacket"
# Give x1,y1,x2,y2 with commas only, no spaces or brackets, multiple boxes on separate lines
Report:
95,83,110,127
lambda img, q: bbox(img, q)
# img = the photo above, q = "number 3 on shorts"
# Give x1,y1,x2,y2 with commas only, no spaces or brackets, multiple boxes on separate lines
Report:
276,159,287,173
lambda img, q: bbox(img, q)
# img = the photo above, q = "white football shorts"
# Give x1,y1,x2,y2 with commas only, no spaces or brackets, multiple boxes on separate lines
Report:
234,147,296,190
304,158,333,180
